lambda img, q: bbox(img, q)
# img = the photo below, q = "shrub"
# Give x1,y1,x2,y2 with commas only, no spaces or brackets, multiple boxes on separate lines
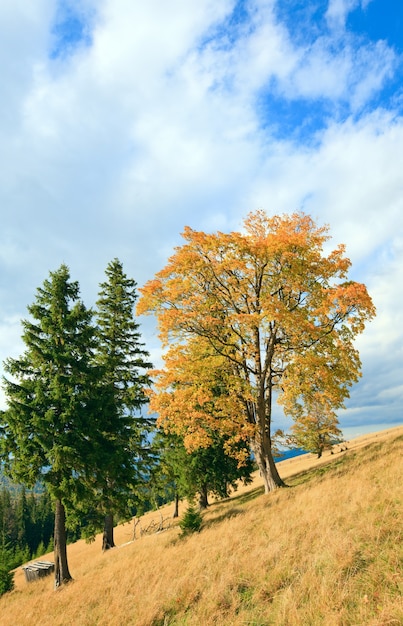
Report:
179,504,203,536
0,565,14,596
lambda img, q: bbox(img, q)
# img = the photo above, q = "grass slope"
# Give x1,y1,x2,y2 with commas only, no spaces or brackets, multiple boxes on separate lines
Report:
1,428,402,626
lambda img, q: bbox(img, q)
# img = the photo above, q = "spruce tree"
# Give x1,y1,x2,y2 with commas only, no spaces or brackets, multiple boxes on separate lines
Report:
0,548,14,596
153,429,254,512
15,486,30,550
93,258,152,550
0,265,105,586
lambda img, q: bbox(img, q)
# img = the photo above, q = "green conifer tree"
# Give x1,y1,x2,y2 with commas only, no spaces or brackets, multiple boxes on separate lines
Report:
0,546,14,596
0,265,105,586
153,430,254,512
15,486,30,552
93,258,153,550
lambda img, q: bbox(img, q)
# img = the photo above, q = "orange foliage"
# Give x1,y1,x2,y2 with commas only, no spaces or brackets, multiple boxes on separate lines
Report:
137,211,376,491
148,338,254,461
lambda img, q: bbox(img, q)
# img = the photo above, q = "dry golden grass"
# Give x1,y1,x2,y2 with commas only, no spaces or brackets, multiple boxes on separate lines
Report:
1,426,402,626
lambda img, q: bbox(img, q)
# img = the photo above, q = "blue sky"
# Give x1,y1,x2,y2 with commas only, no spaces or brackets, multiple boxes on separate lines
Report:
50,3,93,59
0,0,402,439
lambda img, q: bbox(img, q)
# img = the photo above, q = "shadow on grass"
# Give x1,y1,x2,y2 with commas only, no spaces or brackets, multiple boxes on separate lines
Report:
175,437,403,536
224,485,265,506
202,506,245,530
287,451,355,487
208,455,355,518
197,486,265,531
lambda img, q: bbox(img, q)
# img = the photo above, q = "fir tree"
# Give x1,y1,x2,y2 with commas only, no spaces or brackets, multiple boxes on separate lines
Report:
92,258,153,550
153,430,254,512
0,546,14,596
0,265,105,586
15,486,30,551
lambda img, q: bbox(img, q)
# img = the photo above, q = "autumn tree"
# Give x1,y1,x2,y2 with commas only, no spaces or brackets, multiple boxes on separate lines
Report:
279,355,344,458
0,265,106,586
288,408,342,458
93,258,153,550
137,211,375,493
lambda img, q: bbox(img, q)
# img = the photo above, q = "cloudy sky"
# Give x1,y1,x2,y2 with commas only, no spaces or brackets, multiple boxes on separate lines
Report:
1,0,402,439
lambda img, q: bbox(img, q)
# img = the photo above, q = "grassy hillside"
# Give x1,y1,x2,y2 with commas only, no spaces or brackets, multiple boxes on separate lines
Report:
1,427,402,626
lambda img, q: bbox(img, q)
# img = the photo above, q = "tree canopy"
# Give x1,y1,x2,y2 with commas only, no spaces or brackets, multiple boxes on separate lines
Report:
152,428,254,512
137,211,376,493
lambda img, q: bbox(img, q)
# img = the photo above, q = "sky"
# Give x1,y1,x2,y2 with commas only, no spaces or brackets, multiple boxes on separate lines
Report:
1,0,402,440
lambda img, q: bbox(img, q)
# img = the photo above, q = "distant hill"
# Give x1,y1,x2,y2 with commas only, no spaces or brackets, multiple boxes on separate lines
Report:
274,447,306,461
0,466,21,494
0,465,44,496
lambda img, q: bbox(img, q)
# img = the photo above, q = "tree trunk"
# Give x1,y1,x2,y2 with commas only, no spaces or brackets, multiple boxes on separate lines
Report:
102,513,115,551
173,492,179,518
251,436,286,494
54,499,72,588
250,378,286,494
198,484,209,509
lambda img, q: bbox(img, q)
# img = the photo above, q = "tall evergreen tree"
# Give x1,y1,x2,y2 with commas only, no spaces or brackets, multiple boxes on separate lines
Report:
93,258,152,550
0,265,105,586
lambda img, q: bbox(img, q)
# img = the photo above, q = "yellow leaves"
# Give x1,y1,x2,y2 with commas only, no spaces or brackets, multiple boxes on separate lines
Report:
138,210,376,460
140,211,334,343
322,280,376,338
137,211,376,346
243,212,331,268
148,335,249,455
182,428,213,452
279,341,358,416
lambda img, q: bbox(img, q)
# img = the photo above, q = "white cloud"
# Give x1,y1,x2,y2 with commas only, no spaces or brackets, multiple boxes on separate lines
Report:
326,0,358,31
283,37,396,110
326,0,373,32
0,2,53,118
0,315,25,410
0,0,402,435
